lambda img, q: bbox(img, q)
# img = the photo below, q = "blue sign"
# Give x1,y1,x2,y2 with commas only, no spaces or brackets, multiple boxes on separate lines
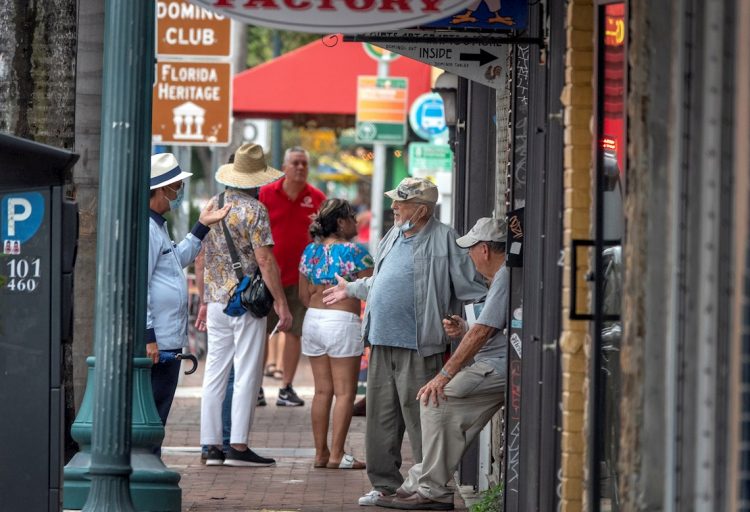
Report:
1,192,45,244
409,93,448,142
425,0,528,31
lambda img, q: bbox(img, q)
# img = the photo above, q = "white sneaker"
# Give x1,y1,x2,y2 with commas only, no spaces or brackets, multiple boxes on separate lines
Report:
359,489,390,506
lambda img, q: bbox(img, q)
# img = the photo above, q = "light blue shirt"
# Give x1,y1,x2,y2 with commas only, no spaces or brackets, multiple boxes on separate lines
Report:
146,210,208,350
474,265,509,376
368,233,417,349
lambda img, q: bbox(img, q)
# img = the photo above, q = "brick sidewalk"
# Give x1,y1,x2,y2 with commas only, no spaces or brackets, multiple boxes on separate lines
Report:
162,355,468,512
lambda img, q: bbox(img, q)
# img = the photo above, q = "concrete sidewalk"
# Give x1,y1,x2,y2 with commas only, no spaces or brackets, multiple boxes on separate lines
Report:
162,355,468,511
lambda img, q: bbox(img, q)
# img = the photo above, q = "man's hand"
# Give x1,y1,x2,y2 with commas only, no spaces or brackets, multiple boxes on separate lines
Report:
199,201,231,226
195,304,207,332
146,342,159,364
416,374,450,407
275,302,293,332
442,315,468,338
321,273,349,305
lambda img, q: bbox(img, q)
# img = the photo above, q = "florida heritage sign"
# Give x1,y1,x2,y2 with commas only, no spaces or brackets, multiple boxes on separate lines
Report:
189,0,478,33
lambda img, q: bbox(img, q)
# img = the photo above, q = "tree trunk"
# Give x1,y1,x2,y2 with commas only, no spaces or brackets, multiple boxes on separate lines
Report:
0,0,80,463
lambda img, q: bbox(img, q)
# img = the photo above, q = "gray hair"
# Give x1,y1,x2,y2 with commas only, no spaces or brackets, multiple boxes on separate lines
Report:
482,241,506,254
283,146,309,163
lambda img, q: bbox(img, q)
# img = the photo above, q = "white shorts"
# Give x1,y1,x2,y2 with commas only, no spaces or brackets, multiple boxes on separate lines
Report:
301,308,364,358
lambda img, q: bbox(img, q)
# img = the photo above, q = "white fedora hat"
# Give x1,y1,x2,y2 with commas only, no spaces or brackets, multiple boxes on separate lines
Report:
150,153,192,190
215,143,284,189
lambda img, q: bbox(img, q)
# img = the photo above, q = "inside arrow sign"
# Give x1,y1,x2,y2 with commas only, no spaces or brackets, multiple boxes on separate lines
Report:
459,49,498,66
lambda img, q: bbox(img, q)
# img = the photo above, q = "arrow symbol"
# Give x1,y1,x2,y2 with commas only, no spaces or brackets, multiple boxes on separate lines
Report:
459,49,498,66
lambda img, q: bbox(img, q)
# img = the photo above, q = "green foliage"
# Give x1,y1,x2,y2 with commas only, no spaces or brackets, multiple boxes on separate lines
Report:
246,28,319,69
470,483,503,512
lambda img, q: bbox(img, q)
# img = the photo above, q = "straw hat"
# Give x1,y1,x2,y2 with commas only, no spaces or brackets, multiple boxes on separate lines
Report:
150,153,192,190
215,143,284,189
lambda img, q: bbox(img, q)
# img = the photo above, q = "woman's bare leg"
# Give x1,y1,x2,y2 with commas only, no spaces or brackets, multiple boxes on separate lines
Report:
328,355,360,463
309,355,333,465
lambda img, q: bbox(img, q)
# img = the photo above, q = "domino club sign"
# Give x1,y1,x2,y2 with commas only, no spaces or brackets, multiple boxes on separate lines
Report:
189,0,478,33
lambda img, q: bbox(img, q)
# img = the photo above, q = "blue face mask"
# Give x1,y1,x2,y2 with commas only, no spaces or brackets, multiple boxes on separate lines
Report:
168,184,185,211
398,205,424,233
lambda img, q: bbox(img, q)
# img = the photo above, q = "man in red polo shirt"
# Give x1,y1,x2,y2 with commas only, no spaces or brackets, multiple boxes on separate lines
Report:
260,146,326,406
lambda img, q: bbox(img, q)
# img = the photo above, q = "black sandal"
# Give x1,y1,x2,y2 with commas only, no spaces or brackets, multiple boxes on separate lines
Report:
264,364,277,377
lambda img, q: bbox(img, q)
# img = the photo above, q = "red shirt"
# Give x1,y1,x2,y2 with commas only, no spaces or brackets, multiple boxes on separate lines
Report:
259,178,326,286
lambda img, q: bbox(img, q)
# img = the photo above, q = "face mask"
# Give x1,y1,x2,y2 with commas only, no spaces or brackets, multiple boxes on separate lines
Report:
399,205,424,233
168,184,184,211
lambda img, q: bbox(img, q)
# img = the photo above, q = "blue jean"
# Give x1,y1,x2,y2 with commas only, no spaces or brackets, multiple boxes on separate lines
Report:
202,365,234,454
221,366,234,450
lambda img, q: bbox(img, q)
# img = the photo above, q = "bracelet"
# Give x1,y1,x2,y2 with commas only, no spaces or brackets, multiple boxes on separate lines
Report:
439,368,453,379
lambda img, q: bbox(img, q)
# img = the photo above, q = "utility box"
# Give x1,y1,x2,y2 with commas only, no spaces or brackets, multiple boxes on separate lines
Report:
0,133,79,512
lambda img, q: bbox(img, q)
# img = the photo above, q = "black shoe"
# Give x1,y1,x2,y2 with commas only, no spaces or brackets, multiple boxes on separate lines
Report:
223,447,276,467
205,446,225,466
257,387,267,407
276,384,304,407
352,397,366,417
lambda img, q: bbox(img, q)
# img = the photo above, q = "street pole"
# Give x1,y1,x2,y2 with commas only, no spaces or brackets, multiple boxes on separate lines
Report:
369,59,389,254
82,0,155,509
271,31,283,169
174,145,190,240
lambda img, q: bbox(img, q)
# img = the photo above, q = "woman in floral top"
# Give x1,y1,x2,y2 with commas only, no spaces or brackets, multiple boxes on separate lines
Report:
298,199,374,469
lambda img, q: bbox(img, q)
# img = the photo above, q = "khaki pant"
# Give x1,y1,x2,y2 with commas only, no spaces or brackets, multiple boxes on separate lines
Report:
366,345,443,494
399,362,505,501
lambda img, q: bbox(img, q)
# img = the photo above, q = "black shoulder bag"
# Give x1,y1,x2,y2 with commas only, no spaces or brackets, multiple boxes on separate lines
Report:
218,193,274,318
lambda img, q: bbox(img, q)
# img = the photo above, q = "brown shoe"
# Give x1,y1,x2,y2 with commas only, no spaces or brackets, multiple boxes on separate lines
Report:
378,492,454,510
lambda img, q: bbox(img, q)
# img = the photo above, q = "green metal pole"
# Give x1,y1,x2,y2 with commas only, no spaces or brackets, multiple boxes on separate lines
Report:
271,30,283,169
82,0,155,509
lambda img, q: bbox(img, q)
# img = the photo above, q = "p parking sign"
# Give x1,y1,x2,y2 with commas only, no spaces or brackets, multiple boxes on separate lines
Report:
2,192,45,245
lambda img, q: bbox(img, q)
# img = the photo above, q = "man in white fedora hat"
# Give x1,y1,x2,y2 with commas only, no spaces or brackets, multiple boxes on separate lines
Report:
147,152,230,454
322,177,487,506
197,143,292,467
379,217,509,511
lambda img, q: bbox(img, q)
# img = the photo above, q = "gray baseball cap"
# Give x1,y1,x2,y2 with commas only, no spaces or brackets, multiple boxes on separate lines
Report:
456,217,507,248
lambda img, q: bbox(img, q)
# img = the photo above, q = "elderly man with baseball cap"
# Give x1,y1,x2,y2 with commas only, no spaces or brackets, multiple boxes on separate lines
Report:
323,177,487,506
379,217,509,511
147,153,230,452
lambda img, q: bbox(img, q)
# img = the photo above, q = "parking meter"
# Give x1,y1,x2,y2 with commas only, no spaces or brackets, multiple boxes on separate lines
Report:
0,133,79,512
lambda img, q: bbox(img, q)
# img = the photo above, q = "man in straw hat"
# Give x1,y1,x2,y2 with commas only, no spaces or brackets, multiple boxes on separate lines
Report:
259,146,326,407
322,177,487,506
378,217,509,511
147,152,230,454
198,143,292,467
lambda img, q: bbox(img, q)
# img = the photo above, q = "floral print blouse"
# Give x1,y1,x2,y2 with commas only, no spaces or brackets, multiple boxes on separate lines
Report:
299,242,374,285
203,189,274,304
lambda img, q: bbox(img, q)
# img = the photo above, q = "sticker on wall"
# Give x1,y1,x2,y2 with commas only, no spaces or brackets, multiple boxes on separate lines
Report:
511,305,523,329
510,332,522,358
506,207,524,267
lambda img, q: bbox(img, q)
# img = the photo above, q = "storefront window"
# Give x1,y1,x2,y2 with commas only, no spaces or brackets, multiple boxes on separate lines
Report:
595,2,626,510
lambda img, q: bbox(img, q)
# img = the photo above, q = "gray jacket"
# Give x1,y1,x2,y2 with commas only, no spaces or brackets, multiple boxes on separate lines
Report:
347,217,486,357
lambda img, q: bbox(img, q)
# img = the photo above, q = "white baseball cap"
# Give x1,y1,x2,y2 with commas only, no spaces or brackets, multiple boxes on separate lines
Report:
456,217,507,248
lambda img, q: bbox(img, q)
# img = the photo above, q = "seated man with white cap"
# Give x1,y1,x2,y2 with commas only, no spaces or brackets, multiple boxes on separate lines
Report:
378,217,509,511
147,153,230,453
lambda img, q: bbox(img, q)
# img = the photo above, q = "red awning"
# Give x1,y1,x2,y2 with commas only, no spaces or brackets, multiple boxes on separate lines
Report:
233,39,433,119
